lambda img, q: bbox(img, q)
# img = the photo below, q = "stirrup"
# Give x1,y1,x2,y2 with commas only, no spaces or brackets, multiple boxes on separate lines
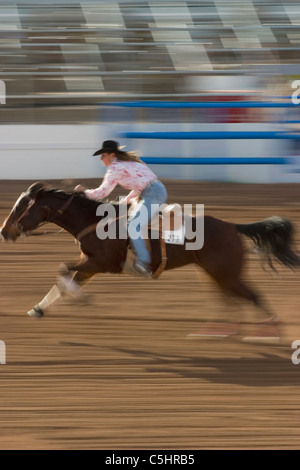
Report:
128,262,153,278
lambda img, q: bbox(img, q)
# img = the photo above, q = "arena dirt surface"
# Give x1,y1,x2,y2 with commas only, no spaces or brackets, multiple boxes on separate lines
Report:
0,179,300,450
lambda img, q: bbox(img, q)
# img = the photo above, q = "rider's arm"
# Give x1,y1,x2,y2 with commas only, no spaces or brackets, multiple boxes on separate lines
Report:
85,168,118,200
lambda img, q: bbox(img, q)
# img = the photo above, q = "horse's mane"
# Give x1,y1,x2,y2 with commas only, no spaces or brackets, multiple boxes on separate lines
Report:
43,187,127,210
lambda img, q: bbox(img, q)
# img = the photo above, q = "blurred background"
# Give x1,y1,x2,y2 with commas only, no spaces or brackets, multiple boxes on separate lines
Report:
0,0,300,181
1,2,300,450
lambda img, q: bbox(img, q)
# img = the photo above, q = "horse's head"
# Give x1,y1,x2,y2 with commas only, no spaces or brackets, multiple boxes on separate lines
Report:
0,182,48,241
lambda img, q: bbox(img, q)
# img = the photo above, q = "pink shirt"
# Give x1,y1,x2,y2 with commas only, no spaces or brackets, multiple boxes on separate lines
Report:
85,159,157,203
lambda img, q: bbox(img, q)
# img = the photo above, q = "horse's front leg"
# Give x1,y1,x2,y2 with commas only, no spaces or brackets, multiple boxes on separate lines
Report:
28,284,61,318
57,257,99,302
28,258,98,318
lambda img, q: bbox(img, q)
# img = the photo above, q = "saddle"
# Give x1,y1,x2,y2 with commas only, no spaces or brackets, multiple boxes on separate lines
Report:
76,203,185,280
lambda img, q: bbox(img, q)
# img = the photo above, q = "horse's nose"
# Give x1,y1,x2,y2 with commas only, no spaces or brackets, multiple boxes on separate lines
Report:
0,223,6,238
0,226,8,241
0,223,19,242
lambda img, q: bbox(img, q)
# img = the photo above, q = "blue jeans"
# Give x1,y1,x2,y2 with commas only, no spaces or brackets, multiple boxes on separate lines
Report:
128,180,168,267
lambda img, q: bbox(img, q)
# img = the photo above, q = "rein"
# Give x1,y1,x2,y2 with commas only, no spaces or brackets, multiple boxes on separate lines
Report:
32,193,76,235
45,193,76,224
76,214,127,242
30,228,65,237
54,194,76,218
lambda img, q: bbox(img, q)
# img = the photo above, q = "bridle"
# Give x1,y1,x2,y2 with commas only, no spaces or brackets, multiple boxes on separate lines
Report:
10,191,76,236
15,194,37,227
8,191,128,242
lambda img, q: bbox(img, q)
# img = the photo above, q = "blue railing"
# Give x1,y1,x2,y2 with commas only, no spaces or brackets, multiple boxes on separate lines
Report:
141,157,287,165
119,131,300,140
103,100,299,166
103,100,298,109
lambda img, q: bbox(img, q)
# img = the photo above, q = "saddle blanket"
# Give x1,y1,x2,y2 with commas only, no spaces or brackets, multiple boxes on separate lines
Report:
128,202,187,246
161,203,186,245
162,225,185,245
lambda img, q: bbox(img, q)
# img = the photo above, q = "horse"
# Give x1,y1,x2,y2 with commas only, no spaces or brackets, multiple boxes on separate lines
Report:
1,182,299,340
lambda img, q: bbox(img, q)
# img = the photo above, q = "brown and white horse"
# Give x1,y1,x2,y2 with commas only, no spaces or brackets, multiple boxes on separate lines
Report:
1,182,299,341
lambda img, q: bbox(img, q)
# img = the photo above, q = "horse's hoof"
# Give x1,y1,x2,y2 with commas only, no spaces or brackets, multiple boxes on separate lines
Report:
28,305,44,318
242,319,281,344
188,322,240,338
242,335,281,344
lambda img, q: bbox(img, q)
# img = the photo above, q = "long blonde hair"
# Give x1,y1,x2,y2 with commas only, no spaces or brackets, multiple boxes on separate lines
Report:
114,150,145,164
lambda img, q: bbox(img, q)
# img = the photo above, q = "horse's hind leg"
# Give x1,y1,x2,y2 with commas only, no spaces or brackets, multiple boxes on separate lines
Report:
194,250,279,339
216,278,281,342
221,279,276,322
193,223,281,340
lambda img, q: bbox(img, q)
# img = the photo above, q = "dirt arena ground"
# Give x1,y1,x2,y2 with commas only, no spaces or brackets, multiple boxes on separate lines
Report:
0,179,300,450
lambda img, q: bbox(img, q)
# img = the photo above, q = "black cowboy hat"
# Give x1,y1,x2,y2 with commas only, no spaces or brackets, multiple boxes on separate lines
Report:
93,140,125,157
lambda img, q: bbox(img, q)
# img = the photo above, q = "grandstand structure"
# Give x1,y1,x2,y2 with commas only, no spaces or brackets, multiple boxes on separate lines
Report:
0,0,299,122
0,0,300,183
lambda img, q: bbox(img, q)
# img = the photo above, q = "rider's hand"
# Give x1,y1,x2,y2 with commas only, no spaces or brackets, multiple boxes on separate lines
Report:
74,185,85,193
120,196,139,205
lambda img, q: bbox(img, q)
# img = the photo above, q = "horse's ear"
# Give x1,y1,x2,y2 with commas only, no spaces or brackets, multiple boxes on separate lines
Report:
27,182,48,198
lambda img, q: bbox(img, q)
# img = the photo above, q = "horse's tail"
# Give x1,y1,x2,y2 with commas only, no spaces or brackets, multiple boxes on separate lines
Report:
236,216,300,271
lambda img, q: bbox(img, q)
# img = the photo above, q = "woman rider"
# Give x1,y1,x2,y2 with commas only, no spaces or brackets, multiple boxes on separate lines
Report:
75,140,168,277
